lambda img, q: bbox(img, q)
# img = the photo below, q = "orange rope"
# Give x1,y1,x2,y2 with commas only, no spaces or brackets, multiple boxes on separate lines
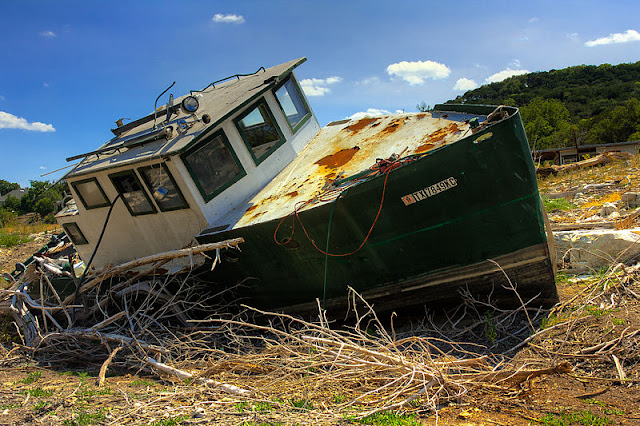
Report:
274,167,395,257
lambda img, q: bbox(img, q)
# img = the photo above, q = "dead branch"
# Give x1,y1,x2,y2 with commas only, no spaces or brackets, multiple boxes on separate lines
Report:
146,357,252,397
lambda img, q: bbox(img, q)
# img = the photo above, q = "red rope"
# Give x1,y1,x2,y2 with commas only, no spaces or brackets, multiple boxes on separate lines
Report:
274,167,394,257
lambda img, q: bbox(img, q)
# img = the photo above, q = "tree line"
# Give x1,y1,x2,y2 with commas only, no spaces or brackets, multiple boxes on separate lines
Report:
0,179,67,226
445,61,640,150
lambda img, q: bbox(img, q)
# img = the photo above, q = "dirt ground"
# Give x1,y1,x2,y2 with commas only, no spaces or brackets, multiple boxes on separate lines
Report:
0,233,52,276
2,157,640,425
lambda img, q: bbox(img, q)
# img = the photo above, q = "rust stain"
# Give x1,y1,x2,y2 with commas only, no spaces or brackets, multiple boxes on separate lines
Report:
414,123,461,154
416,113,427,119
315,147,360,168
285,191,299,198
246,205,259,213
414,143,435,154
380,117,409,135
347,118,378,133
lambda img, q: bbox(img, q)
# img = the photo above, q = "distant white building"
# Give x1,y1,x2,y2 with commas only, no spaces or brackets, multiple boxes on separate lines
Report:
0,188,27,207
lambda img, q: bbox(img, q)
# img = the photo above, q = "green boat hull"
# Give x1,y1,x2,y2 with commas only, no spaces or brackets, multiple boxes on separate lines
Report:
197,105,558,313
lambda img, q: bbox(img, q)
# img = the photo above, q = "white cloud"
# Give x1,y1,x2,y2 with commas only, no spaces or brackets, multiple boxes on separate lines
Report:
346,108,403,120
212,13,245,24
585,29,640,47
0,95,5,101
386,60,451,85
528,17,539,24
0,111,55,132
300,76,343,96
39,166,47,170
40,30,56,38
453,78,479,91
509,59,521,68
43,82,49,88
485,69,530,84
566,32,580,41
356,77,381,86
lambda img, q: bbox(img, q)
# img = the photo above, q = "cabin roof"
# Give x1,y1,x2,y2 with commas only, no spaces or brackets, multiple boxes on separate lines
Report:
65,58,307,179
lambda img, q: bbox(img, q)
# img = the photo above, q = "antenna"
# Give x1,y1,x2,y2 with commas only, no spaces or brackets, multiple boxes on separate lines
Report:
153,81,175,129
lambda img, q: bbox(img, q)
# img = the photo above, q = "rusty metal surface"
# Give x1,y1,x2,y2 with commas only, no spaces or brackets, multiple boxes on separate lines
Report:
233,112,477,228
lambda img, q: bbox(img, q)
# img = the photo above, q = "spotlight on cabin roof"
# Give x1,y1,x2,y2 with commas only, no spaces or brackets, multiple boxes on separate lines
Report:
181,96,199,114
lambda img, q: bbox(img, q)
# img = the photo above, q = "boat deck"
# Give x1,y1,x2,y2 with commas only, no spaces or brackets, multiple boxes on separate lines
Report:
218,111,483,230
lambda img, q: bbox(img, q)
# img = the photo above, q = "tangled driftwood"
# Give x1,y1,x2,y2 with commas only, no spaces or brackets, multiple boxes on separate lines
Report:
6,234,640,421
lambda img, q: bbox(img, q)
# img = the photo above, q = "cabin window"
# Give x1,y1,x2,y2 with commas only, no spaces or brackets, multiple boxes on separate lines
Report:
234,100,285,165
181,130,246,203
138,163,189,211
71,177,110,210
109,170,157,216
63,222,88,245
274,75,311,133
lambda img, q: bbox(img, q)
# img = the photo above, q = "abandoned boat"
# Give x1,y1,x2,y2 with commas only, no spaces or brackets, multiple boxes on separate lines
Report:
55,57,558,313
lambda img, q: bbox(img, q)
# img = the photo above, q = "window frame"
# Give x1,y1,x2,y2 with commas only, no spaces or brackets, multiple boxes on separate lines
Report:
233,99,286,165
62,222,88,245
137,163,189,212
70,177,111,210
108,170,157,216
273,74,312,134
180,129,247,203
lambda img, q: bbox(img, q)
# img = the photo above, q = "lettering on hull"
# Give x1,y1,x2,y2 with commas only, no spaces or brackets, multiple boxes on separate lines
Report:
401,177,458,206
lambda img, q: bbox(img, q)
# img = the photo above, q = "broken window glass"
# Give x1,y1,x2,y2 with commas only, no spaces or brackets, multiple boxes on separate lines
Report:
138,163,188,211
181,131,245,202
235,101,284,164
109,171,156,215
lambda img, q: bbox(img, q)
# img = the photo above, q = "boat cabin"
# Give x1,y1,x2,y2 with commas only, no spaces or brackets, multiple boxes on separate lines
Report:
57,58,320,270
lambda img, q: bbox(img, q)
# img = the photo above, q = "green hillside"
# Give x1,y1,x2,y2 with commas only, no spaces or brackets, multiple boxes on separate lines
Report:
446,62,640,150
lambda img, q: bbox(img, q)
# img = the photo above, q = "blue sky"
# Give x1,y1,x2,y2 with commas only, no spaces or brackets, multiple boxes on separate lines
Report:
1,0,639,187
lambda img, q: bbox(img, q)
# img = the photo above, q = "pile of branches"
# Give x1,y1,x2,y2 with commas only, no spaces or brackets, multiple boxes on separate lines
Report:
519,261,640,385
0,237,589,421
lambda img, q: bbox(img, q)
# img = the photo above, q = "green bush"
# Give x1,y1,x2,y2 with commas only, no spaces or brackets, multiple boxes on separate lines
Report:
0,208,16,227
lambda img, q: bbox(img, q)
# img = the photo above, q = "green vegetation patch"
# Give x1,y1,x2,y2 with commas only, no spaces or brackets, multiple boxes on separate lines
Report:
538,410,612,425
542,197,576,212
20,372,42,384
22,387,55,398
357,411,421,425
62,409,106,426
0,231,32,248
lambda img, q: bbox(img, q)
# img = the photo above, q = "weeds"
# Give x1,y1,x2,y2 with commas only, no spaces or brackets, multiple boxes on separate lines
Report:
289,399,313,410
20,371,41,384
0,231,32,248
585,399,626,416
357,411,421,425
150,415,189,426
22,387,54,398
542,197,575,212
538,410,612,425
62,409,106,426
484,310,497,343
